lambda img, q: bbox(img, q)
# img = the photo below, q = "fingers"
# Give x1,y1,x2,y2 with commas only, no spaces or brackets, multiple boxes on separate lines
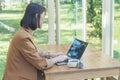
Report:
52,55,68,63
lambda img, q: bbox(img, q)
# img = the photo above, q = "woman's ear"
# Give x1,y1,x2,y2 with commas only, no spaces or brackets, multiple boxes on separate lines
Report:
35,13,38,18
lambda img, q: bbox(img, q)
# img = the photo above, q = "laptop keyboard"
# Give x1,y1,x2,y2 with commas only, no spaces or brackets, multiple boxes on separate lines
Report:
63,59,68,63
55,59,69,66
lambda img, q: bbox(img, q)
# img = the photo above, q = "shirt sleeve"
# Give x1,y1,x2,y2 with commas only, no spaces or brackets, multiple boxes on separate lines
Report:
17,37,47,70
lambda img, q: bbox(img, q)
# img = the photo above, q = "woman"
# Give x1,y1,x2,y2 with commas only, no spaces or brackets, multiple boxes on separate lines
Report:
3,3,68,80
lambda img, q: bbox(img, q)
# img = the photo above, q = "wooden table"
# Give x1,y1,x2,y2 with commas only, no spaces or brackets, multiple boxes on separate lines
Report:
38,44,120,80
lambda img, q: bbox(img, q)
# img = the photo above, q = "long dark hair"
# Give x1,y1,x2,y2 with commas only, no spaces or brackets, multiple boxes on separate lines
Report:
20,3,46,30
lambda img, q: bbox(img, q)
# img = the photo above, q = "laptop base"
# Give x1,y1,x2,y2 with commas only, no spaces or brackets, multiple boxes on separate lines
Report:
55,62,67,66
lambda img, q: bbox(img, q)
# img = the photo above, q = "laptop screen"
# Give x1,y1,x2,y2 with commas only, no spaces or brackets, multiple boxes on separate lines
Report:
67,38,88,59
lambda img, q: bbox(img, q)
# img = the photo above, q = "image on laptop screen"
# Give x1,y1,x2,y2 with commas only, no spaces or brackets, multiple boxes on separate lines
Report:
67,38,88,59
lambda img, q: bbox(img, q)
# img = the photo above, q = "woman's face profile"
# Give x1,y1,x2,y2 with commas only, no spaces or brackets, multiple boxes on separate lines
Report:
38,12,45,29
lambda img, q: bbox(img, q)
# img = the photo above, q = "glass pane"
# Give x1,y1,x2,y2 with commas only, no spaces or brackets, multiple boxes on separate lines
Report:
114,0,120,59
60,0,82,44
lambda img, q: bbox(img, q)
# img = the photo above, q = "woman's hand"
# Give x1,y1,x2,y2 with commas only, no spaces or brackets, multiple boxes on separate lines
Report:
51,55,69,63
49,52,64,58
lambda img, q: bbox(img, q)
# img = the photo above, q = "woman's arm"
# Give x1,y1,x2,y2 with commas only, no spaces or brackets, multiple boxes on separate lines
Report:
39,51,64,58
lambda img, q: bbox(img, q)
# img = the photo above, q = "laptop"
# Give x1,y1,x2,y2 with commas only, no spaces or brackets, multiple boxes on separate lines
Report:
55,38,88,65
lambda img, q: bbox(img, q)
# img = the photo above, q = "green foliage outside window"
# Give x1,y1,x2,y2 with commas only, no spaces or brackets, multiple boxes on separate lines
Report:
87,0,102,38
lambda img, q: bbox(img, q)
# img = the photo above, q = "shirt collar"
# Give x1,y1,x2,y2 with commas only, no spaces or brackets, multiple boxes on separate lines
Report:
21,27,34,35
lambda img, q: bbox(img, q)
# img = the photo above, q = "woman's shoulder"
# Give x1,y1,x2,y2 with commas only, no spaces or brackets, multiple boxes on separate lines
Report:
12,27,33,42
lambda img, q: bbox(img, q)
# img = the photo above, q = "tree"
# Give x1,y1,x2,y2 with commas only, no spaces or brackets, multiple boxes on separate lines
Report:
0,3,1,12
87,0,102,38
0,0,2,11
